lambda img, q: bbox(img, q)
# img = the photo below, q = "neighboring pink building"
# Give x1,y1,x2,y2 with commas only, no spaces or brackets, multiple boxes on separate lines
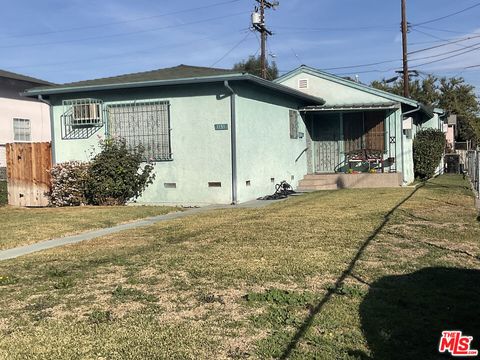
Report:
443,114,457,151
0,70,52,178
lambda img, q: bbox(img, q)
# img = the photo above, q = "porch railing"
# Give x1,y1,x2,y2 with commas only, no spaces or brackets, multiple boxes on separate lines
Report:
335,149,394,174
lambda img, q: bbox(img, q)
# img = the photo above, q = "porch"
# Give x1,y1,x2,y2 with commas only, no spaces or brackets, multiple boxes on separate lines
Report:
302,103,401,175
297,173,403,191
298,103,403,190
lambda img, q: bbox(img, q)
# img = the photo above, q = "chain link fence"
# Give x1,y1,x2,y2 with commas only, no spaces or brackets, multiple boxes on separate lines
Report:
466,150,479,198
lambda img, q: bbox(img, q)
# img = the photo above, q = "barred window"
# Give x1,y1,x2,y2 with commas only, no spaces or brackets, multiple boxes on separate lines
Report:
289,110,299,139
13,118,31,141
108,101,172,161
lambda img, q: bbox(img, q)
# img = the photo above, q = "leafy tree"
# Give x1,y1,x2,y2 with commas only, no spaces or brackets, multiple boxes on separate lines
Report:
372,76,480,143
437,77,480,144
233,55,279,80
85,138,155,205
413,129,446,179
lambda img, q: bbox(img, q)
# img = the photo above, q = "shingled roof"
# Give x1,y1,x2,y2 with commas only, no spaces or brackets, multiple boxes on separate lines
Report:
0,69,53,86
30,65,238,91
24,64,326,106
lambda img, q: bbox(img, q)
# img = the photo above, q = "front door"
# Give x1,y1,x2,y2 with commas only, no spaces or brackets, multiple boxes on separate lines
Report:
311,114,341,173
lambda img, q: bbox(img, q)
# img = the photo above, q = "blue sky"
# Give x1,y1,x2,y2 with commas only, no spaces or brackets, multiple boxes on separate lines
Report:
1,0,480,93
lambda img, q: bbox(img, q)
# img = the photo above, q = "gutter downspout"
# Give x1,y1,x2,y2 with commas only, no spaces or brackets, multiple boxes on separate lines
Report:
401,105,421,185
224,81,237,205
38,95,56,165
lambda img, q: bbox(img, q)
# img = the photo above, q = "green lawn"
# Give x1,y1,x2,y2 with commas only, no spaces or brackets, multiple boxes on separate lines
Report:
0,175,478,359
0,205,180,250
0,181,6,206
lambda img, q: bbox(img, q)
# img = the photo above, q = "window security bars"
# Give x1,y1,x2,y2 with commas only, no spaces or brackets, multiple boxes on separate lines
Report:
61,99,104,139
107,101,172,162
289,110,299,139
13,118,31,141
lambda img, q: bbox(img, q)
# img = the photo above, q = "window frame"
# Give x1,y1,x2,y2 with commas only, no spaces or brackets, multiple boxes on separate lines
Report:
13,118,31,142
107,100,172,162
289,110,299,139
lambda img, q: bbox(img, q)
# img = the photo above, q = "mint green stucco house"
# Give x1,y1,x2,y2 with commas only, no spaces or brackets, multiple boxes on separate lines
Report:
25,65,324,205
276,66,445,186
25,64,445,205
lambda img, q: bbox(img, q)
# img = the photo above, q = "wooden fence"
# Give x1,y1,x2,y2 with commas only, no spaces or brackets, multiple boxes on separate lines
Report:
6,142,52,207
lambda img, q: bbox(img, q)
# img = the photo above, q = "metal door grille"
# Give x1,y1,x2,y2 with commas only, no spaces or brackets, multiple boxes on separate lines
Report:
108,101,172,161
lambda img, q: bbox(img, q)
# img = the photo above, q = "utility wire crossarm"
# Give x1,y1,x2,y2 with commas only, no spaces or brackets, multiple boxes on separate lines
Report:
252,0,279,79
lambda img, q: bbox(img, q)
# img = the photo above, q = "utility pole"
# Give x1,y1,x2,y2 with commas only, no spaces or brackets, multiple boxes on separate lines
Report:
401,0,410,97
252,0,278,79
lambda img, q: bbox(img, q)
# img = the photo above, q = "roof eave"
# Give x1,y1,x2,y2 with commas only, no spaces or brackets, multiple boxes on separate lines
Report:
301,102,400,112
23,73,246,96
23,73,325,106
276,65,421,108
243,74,325,105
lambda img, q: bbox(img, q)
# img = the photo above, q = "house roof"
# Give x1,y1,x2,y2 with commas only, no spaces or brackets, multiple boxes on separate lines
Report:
0,69,53,86
24,64,325,106
302,102,399,112
276,65,434,118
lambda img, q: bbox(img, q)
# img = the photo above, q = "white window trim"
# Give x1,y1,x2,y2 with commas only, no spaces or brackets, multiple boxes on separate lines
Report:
13,118,31,142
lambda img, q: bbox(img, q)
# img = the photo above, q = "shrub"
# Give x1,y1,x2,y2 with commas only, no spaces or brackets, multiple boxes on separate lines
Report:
85,138,155,205
48,161,89,206
413,128,446,179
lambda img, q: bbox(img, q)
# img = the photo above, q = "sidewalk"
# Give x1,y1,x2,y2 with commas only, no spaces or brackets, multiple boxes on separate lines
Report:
0,198,289,261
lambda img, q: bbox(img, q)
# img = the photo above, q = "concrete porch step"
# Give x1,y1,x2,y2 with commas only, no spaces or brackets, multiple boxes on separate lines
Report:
298,172,402,191
297,184,338,191
298,178,338,186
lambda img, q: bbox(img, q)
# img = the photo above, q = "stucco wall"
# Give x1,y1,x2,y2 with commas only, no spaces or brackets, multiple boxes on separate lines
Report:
277,69,438,185
0,97,50,167
234,84,308,203
49,82,310,205
50,84,233,205
278,72,393,105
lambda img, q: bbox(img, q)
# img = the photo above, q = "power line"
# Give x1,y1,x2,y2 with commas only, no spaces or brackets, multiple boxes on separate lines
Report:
413,2,480,26
322,58,400,71
412,28,474,51
410,40,480,62
275,24,397,32
0,0,242,40
408,34,480,55
414,43,480,67
415,25,476,35
0,11,249,50
210,31,252,67
4,31,245,71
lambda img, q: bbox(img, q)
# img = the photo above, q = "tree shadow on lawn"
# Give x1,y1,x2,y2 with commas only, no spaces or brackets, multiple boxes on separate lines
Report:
278,179,479,359
357,267,480,360
278,184,425,359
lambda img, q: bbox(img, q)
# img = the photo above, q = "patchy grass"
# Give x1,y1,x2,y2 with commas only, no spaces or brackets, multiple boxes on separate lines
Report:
0,175,478,359
0,205,180,250
0,181,6,206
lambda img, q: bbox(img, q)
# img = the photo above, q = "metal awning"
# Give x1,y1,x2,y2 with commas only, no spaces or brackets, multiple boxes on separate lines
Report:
301,102,399,112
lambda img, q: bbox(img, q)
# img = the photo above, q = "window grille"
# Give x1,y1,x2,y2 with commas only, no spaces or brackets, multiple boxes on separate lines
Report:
61,99,104,139
13,118,31,141
107,101,172,162
289,110,299,139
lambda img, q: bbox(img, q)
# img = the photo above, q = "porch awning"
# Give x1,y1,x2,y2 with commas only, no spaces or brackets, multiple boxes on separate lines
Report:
300,102,399,112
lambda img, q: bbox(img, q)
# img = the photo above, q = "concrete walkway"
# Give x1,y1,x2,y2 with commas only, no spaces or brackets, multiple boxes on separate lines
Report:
0,198,289,261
